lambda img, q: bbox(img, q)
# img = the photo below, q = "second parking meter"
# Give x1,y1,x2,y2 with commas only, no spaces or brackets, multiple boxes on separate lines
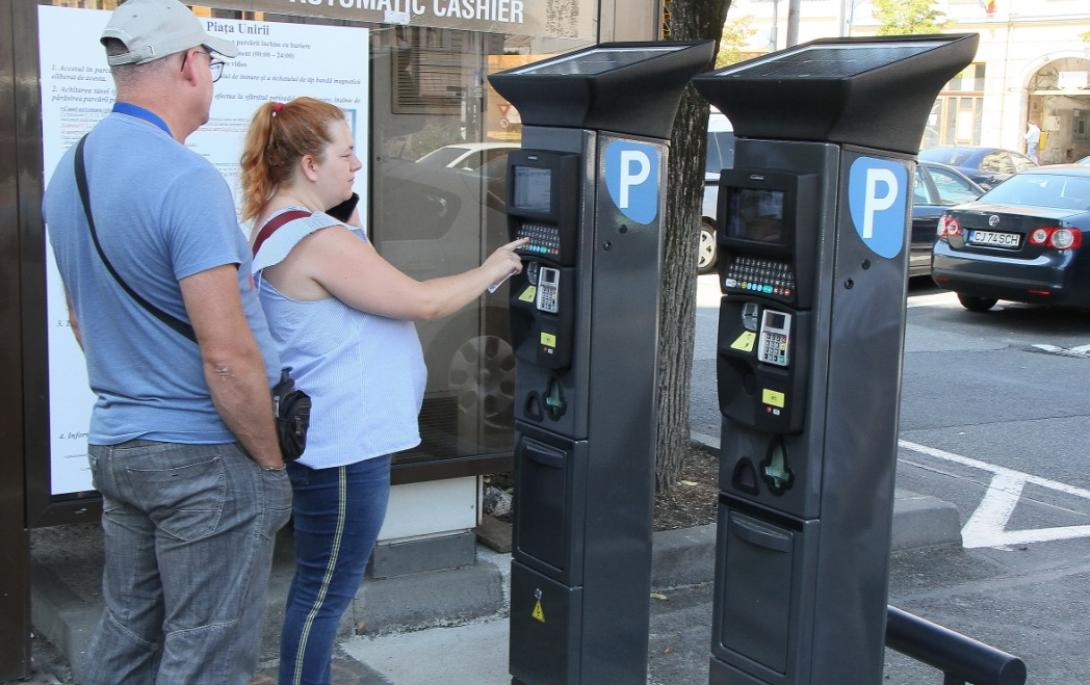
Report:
692,35,979,685
488,41,713,685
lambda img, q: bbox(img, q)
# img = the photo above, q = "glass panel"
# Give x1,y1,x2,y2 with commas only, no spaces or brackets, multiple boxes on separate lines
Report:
46,0,597,468
370,27,591,463
705,133,723,175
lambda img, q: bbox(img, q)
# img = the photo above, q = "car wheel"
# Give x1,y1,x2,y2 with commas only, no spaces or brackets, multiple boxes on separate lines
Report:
698,220,718,274
446,321,516,433
956,294,998,312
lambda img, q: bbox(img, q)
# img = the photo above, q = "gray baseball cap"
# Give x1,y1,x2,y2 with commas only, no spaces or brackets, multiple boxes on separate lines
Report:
101,0,239,66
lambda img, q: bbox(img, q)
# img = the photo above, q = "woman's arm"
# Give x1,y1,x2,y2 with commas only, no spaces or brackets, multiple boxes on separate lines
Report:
290,226,527,321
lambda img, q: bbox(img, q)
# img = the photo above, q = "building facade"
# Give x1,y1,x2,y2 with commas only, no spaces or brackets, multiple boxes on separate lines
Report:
724,0,1090,161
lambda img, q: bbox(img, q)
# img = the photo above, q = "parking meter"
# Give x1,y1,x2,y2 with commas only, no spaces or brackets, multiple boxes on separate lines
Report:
692,35,978,685
488,41,713,685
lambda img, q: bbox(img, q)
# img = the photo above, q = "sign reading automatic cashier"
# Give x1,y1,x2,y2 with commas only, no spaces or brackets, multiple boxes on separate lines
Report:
286,0,526,24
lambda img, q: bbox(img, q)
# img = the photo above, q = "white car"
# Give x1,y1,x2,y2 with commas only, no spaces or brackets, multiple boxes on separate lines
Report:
699,109,736,274
416,142,518,170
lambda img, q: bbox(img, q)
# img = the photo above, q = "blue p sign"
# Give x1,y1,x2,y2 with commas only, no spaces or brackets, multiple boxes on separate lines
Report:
848,157,908,259
605,140,660,225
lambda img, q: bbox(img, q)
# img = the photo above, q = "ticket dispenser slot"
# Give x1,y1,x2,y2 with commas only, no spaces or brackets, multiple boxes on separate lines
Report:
507,150,580,372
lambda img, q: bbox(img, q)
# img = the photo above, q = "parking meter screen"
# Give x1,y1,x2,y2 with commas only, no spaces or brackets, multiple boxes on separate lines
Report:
727,188,785,244
513,166,552,213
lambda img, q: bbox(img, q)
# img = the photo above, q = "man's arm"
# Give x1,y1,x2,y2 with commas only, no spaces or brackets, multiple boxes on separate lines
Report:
180,264,283,469
65,289,83,350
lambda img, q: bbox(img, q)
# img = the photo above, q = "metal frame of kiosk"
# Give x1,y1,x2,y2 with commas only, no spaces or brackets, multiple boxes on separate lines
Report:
489,41,714,685
692,35,979,685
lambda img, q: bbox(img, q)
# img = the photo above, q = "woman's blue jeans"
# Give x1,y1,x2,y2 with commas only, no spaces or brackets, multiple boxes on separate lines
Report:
279,455,391,685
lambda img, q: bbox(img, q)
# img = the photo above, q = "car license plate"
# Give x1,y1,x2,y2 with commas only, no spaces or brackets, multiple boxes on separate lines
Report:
968,230,1021,248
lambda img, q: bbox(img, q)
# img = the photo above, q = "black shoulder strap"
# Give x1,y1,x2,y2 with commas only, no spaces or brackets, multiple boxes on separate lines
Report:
74,135,197,343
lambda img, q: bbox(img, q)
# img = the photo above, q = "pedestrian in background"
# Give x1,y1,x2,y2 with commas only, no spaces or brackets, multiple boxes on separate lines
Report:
1025,119,1042,163
41,1,291,683
239,96,525,685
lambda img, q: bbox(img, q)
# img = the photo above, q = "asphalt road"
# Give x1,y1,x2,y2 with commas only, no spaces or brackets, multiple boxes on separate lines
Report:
688,274,1090,684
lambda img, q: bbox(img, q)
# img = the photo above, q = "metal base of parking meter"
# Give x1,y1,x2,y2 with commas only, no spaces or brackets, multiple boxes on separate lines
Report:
692,35,979,685
489,42,714,685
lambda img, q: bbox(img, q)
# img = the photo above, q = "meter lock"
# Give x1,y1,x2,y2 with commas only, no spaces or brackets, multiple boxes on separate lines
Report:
756,309,791,367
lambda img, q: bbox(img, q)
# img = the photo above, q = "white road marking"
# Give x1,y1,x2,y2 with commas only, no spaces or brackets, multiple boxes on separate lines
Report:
900,440,1090,549
906,291,960,309
1032,344,1090,358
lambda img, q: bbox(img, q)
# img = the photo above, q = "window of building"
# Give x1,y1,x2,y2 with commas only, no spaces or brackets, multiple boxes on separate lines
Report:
923,63,985,149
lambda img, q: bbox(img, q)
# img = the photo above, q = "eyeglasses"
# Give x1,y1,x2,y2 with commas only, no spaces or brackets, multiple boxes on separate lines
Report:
181,48,225,83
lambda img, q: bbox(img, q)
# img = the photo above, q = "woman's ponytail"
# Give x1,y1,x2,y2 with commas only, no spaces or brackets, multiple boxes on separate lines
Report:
239,97,347,224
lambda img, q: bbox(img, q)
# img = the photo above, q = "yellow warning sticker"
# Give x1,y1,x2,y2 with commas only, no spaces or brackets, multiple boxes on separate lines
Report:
762,389,785,409
532,599,545,623
540,332,557,348
519,285,537,303
731,330,757,352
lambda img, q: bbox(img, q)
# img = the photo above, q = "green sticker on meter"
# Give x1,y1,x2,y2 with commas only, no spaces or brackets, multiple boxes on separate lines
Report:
540,332,557,348
731,331,756,352
519,285,537,303
762,389,785,408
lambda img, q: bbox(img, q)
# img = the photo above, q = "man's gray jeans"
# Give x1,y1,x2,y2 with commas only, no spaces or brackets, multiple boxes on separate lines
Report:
81,440,292,685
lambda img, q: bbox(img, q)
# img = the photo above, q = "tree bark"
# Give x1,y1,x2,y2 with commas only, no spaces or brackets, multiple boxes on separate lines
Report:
656,0,731,493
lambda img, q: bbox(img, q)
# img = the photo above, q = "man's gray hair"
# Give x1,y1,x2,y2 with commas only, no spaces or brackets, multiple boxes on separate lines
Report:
103,38,175,88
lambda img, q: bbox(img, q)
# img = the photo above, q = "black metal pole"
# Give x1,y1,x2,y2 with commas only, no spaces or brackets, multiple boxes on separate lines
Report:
0,0,32,677
886,606,1027,685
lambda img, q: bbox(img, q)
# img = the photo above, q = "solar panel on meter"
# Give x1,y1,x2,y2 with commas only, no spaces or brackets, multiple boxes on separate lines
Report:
512,46,684,77
716,42,940,79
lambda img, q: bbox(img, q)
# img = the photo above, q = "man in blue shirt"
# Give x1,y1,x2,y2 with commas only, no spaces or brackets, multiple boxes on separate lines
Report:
42,2,291,682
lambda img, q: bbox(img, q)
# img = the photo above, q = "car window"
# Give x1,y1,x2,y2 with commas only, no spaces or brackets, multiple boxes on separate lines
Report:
919,148,972,165
1010,153,1037,172
982,174,1090,210
913,167,931,204
981,152,1014,174
928,166,981,205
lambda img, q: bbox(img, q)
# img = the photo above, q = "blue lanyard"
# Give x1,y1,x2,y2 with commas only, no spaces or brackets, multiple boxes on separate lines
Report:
111,102,171,137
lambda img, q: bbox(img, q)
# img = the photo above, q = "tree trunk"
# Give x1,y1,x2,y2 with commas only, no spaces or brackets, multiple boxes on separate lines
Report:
656,0,731,493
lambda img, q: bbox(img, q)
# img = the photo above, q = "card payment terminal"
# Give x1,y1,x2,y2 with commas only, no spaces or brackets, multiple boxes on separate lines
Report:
757,310,791,367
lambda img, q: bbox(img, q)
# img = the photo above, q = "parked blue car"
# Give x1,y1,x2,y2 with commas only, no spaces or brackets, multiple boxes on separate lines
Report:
932,165,1090,311
919,146,1038,190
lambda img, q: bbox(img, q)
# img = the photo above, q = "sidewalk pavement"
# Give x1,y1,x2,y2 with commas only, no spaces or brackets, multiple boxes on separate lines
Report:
28,435,963,683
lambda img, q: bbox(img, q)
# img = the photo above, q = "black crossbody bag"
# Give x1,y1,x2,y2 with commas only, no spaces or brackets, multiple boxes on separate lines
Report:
73,135,310,462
